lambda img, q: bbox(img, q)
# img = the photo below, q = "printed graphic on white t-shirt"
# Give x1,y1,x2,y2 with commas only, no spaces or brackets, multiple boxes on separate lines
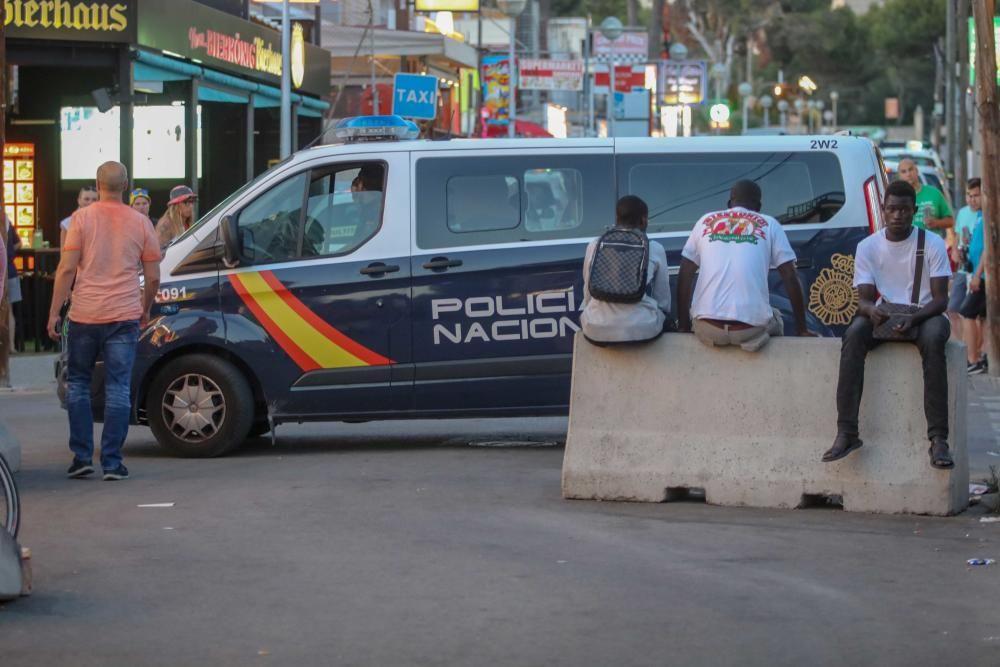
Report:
682,207,797,327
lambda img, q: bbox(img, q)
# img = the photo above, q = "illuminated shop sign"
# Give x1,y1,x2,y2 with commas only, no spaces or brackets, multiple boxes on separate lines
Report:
4,0,134,41
138,0,329,96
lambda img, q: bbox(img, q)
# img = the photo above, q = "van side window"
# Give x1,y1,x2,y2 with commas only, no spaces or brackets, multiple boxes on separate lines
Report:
416,155,612,249
303,163,385,257
446,175,520,233
235,172,308,264
617,152,846,233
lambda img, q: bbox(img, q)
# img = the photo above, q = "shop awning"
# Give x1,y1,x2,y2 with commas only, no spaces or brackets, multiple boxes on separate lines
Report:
134,51,329,114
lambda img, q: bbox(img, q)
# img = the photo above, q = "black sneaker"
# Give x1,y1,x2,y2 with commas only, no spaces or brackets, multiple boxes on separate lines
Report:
103,465,129,481
67,460,95,479
969,361,987,375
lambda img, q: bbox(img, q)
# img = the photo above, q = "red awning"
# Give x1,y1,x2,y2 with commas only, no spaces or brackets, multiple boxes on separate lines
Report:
485,120,553,138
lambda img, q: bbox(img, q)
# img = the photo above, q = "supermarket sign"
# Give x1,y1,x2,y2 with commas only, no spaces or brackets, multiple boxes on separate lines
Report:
518,59,584,91
969,16,1000,85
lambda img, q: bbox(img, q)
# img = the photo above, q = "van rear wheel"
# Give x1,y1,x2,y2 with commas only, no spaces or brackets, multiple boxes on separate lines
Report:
147,354,254,458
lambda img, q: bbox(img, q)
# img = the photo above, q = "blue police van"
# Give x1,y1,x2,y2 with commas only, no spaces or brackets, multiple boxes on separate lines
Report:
60,117,889,457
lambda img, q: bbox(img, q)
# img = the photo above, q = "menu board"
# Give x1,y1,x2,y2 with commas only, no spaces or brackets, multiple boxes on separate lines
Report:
3,143,37,262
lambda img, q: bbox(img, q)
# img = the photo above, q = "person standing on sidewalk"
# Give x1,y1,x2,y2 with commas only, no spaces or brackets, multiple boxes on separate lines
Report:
823,180,953,469
155,185,197,251
59,184,98,248
47,162,161,481
949,179,982,345
897,159,953,238
963,205,989,374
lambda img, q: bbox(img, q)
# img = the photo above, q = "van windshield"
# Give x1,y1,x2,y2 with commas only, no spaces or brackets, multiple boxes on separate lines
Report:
618,151,846,233
166,159,290,248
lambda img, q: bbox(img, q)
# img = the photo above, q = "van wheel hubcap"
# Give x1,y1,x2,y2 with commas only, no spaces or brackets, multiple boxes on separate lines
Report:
162,374,226,443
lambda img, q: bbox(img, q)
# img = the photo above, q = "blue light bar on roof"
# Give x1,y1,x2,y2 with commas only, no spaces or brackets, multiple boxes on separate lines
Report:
334,115,420,142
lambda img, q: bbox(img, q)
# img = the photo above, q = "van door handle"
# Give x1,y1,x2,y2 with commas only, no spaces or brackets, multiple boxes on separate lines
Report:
795,258,814,269
422,257,463,271
360,262,400,276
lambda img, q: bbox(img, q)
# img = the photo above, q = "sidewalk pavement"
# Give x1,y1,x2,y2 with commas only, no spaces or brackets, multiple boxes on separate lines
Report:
4,353,57,392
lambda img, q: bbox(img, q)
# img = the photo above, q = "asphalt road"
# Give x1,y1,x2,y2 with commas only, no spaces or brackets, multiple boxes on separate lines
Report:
1,387,999,667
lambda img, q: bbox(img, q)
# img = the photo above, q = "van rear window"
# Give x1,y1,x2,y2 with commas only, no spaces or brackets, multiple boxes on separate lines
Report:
618,152,846,233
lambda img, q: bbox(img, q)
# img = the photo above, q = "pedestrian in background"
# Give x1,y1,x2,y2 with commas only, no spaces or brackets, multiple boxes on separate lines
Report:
963,203,989,375
47,161,161,481
155,185,197,250
948,178,981,343
897,158,953,238
5,216,21,348
823,180,953,469
129,187,154,226
59,184,98,248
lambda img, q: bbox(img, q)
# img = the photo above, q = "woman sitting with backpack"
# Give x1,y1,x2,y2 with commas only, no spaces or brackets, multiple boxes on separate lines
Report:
580,195,673,345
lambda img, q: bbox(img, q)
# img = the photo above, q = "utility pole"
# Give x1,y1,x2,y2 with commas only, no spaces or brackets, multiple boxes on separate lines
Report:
0,0,9,388
946,0,957,201
957,0,971,193
279,0,291,158
973,0,1000,375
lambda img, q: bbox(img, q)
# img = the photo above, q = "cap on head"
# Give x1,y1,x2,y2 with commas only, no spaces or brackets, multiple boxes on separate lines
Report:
168,185,197,206
129,188,150,205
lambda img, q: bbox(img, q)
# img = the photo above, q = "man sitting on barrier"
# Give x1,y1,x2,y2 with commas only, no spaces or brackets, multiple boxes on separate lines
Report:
677,180,811,351
823,179,954,469
580,195,673,345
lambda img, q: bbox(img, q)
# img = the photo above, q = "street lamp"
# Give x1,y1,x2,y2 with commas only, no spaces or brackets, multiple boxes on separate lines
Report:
806,100,817,133
710,62,727,104
760,94,773,128
830,90,839,130
497,0,527,138
738,81,753,134
794,98,805,131
599,16,624,137
816,100,825,131
668,42,688,61
778,99,789,130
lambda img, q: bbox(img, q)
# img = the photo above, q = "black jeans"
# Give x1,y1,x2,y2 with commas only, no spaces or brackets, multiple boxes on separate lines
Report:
836,315,951,441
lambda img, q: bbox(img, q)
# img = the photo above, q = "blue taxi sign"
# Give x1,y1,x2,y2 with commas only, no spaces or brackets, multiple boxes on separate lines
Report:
392,73,439,120
334,115,420,142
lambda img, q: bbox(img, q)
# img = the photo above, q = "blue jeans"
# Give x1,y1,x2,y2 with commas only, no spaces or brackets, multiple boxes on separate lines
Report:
66,320,139,471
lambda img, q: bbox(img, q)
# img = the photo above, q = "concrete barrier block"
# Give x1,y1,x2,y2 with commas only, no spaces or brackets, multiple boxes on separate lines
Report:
0,419,20,473
562,334,968,516
0,529,22,601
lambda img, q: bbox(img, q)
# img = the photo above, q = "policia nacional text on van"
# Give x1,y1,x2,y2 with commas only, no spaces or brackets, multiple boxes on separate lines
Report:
57,116,891,458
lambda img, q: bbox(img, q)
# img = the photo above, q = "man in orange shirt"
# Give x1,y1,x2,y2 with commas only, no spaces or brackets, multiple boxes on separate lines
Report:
48,161,161,481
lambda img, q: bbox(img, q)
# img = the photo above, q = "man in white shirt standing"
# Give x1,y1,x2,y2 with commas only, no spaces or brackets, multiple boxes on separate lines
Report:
677,180,812,351
823,179,954,469
580,195,672,344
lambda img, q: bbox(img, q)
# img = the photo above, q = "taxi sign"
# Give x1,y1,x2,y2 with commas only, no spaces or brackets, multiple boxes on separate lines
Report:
392,73,439,120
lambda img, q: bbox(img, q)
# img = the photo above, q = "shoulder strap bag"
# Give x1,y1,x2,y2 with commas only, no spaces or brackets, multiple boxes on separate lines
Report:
872,229,925,341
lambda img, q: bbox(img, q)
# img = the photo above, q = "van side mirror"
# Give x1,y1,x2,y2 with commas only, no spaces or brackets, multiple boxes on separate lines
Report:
220,215,240,268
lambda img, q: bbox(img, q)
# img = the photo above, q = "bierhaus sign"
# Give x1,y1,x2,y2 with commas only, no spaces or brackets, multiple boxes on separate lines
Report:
4,0,136,41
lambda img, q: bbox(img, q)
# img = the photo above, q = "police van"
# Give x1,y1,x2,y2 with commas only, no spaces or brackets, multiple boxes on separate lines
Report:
70,117,889,457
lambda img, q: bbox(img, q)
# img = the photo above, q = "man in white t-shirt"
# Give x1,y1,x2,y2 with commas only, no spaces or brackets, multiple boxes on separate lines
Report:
581,195,672,344
677,180,812,352
823,179,954,469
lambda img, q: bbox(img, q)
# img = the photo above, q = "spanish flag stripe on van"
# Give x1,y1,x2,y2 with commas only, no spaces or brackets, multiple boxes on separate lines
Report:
228,271,393,372
257,270,393,366
229,272,320,372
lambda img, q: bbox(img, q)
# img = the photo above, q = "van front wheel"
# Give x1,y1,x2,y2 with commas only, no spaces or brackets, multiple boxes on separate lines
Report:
147,354,255,458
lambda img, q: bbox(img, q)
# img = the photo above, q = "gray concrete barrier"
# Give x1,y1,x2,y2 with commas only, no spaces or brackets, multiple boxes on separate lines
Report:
562,334,968,516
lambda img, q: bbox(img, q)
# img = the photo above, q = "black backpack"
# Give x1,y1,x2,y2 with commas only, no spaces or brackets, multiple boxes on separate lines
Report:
588,227,651,303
